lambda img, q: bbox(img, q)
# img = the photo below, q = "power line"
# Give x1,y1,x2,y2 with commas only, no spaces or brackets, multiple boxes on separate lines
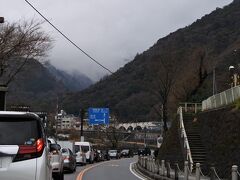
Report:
24,0,113,74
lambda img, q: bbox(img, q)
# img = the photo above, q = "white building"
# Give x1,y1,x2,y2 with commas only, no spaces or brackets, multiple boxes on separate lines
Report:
56,110,77,130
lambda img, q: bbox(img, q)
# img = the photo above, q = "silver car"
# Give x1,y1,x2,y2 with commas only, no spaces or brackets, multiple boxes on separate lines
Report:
48,138,64,180
61,148,76,172
0,111,52,180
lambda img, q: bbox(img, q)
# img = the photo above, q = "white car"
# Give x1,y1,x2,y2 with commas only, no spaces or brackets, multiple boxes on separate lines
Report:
108,150,120,159
48,138,64,180
0,111,52,180
74,142,94,164
74,144,86,165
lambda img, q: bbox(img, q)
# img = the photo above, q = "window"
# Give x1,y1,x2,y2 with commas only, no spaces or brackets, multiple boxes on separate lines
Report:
75,145,80,153
81,146,89,153
61,148,68,154
0,117,41,145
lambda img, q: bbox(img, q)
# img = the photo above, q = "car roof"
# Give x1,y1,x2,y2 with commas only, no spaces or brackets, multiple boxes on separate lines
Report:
75,141,91,146
0,111,40,119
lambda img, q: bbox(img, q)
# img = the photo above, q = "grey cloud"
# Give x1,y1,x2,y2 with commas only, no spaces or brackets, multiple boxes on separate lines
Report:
1,0,232,80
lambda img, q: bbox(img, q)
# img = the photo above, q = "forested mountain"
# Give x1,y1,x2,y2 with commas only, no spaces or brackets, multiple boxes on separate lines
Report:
61,1,240,122
6,59,92,112
45,62,93,92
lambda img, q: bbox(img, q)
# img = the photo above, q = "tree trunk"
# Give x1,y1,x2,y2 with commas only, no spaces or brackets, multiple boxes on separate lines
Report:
162,103,168,132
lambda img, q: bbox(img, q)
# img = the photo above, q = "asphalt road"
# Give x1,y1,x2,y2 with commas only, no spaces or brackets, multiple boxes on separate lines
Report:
64,164,86,180
64,157,142,180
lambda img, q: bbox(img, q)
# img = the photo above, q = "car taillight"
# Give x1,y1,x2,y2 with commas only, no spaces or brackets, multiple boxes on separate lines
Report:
13,138,45,162
36,139,44,152
64,156,70,160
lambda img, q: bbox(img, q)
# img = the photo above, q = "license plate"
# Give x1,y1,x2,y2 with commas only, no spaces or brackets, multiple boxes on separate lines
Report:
0,157,12,168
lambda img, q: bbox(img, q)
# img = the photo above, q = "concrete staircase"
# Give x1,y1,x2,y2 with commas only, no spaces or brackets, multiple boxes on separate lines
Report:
183,113,207,171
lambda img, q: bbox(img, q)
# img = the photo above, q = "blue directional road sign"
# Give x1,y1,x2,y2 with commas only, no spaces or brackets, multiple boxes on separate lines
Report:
88,108,109,125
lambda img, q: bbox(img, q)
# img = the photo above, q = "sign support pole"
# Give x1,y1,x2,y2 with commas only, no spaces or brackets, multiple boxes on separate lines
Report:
80,109,85,142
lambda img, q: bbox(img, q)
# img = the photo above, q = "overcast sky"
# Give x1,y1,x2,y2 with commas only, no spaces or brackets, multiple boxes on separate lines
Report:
1,0,233,80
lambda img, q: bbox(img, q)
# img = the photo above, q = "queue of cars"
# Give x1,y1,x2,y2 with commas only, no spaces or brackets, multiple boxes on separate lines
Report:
0,111,154,180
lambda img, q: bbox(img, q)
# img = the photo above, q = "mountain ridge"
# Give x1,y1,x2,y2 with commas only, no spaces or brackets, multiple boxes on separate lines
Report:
6,59,92,112
61,1,240,122
44,62,93,92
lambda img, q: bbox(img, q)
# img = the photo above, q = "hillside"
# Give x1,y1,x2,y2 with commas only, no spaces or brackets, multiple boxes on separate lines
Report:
45,62,93,92
6,59,92,112
62,1,240,122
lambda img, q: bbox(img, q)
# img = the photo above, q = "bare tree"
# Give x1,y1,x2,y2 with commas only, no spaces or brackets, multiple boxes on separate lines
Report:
103,116,125,149
0,19,52,85
105,126,120,149
149,54,179,132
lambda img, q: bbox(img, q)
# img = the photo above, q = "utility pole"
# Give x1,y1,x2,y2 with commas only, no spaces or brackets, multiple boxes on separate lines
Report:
80,109,85,142
0,17,4,23
213,66,217,95
144,126,147,147
55,97,59,139
0,17,7,111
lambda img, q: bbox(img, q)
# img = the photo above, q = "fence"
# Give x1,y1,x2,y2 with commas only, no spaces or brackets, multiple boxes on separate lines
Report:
179,103,202,113
202,85,240,111
137,156,240,180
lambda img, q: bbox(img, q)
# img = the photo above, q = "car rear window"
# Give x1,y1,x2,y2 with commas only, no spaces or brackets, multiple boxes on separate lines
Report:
0,117,41,145
61,148,68,154
81,145,89,153
75,145,80,153
109,150,117,153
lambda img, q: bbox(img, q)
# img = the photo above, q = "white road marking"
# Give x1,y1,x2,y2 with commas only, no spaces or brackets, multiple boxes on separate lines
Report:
106,164,120,167
129,162,147,180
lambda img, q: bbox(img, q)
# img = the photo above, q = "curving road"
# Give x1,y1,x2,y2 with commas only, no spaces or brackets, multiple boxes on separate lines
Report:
65,157,144,180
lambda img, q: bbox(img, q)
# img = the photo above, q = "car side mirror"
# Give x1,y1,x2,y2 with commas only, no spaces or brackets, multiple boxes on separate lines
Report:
50,144,61,152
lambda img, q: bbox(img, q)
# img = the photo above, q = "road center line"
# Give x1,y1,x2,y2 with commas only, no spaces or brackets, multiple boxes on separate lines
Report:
76,160,115,180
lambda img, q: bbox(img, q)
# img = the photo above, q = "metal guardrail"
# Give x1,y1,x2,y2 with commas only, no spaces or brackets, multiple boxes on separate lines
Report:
178,106,193,172
137,157,240,180
202,85,240,111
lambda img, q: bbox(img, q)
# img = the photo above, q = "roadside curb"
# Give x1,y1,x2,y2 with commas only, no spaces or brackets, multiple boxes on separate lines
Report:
131,163,152,180
135,163,172,180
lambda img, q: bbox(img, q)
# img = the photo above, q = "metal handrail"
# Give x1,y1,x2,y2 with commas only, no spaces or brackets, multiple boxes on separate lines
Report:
237,170,240,177
178,106,193,172
176,164,184,174
213,167,221,180
187,166,193,176
199,166,206,177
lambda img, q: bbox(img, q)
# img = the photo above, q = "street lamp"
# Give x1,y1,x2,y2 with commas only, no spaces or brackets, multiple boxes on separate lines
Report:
229,66,238,87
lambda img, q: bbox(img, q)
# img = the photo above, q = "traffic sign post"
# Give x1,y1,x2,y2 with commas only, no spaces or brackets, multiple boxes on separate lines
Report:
88,108,109,125
0,17,4,23
80,109,85,141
